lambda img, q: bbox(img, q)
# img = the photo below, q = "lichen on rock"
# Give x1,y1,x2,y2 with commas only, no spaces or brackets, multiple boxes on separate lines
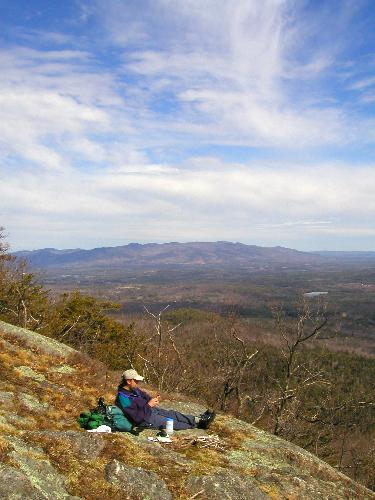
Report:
105,459,173,499
15,366,46,382
18,393,49,413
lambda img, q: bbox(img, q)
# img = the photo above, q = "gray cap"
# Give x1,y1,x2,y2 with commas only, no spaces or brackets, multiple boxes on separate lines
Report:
122,369,144,381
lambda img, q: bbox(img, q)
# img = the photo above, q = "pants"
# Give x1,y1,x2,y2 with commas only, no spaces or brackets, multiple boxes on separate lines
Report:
142,407,196,430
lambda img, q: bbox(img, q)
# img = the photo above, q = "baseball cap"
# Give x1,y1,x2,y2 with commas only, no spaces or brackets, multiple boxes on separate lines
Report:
122,369,144,381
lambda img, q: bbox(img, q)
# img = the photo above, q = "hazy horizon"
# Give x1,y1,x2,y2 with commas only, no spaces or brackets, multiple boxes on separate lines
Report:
11,240,375,254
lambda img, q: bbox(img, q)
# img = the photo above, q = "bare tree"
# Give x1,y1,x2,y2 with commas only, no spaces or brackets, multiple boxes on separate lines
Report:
270,297,330,435
138,304,185,391
211,313,258,414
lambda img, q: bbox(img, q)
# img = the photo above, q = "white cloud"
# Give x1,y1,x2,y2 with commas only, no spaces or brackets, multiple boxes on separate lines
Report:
96,0,368,148
2,160,375,250
0,45,131,171
0,0,371,174
348,75,375,91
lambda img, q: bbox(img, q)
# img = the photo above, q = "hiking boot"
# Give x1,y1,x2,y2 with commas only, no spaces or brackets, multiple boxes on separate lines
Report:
199,409,212,418
197,410,216,429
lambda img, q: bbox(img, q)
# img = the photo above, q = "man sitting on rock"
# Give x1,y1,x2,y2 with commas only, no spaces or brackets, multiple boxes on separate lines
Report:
116,369,215,431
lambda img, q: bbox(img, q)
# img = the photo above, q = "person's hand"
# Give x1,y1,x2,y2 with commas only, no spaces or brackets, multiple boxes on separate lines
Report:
148,395,160,407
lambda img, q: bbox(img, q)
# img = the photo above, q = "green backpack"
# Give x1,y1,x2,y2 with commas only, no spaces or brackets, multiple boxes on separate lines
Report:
78,397,133,432
78,411,105,430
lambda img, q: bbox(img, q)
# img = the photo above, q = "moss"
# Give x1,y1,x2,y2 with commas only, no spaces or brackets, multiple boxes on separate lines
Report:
6,414,37,431
103,435,194,498
182,446,226,476
70,464,124,500
102,434,160,469
18,393,49,413
156,466,190,499
210,417,250,449
49,365,76,374
25,431,188,499
0,352,20,367
0,421,17,435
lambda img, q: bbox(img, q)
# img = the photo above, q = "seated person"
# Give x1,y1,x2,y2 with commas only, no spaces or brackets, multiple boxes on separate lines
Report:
116,369,215,431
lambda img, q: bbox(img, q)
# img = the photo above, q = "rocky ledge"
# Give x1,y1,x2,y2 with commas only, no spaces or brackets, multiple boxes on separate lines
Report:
0,320,373,499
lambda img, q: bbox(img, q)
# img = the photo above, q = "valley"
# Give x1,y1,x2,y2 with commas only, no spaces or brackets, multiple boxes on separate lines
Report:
23,243,375,358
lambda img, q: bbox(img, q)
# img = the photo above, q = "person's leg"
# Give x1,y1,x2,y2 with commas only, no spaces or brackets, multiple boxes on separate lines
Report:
151,407,196,430
140,409,168,430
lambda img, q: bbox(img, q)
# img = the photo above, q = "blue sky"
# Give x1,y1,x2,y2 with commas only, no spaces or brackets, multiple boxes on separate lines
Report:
1,0,375,251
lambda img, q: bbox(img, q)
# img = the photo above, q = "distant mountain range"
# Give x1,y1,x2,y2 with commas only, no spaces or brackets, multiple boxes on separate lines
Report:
14,241,326,269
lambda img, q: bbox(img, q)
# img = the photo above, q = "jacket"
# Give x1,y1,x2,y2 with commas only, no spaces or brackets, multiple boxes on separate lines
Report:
115,387,152,425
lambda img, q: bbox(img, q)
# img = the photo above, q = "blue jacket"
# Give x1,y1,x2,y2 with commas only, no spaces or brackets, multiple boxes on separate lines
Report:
115,387,152,425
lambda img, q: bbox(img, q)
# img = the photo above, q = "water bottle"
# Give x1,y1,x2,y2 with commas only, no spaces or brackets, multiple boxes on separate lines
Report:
165,418,174,435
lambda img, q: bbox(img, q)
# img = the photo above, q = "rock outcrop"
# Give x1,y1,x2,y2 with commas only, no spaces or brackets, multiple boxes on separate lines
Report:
0,320,373,499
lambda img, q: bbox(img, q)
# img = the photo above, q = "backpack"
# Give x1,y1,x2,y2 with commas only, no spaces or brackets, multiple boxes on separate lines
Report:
105,405,133,432
78,411,105,430
78,397,133,432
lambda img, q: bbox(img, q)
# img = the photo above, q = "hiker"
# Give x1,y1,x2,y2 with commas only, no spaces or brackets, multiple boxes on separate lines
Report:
116,369,215,431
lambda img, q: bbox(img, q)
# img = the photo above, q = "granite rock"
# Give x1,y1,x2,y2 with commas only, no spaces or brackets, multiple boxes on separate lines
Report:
185,469,269,499
105,459,172,500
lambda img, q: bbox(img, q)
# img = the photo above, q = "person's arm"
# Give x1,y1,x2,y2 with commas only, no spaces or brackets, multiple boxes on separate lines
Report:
116,391,152,425
137,388,152,402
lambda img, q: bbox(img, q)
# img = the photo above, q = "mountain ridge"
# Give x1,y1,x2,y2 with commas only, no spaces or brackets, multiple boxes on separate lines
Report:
14,241,323,269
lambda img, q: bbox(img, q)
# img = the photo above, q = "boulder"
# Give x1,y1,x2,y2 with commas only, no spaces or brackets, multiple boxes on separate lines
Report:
9,452,76,499
105,459,172,500
1,320,374,499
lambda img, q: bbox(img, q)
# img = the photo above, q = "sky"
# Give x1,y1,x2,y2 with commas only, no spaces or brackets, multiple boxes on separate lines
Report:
1,0,375,251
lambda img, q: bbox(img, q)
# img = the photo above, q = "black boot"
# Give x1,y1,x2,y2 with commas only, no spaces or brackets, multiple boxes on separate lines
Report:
197,410,216,429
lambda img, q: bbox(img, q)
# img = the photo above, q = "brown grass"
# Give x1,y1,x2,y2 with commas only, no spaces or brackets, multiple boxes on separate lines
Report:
0,436,14,463
210,418,250,449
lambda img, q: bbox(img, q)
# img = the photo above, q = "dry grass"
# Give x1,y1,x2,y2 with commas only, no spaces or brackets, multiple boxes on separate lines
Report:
103,434,160,468
103,435,195,498
210,418,250,449
0,435,14,462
